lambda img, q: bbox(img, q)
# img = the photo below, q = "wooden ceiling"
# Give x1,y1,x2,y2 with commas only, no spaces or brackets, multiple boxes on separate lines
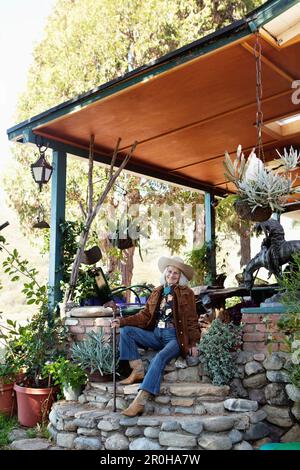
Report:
7,0,300,195
32,32,300,194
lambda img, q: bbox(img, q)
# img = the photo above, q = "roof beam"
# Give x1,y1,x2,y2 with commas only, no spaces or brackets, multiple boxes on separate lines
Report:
20,128,226,196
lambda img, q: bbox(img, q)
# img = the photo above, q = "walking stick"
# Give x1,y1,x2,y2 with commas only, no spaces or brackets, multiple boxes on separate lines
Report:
112,306,117,412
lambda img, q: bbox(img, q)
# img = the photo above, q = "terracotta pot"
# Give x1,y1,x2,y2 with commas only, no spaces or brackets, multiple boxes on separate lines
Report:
0,381,15,417
13,383,56,427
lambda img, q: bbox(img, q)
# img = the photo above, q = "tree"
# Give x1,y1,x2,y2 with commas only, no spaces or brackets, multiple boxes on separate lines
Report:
216,195,251,268
3,0,263,284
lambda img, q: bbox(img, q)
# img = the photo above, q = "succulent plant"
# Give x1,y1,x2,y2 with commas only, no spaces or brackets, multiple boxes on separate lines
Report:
224,145,300,213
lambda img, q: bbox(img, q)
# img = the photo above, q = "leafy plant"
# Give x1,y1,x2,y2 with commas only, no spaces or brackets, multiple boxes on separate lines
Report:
272,254,300,387
134,283,154,300
0,237,67,387
198,319,243,385
43,357,87,389
60,221,100,304
71,330,118,376
0,414,18,449
185,243,210,286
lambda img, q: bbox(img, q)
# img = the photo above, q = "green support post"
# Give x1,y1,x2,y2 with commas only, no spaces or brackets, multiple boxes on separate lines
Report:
204,192,216,285
48,150,66,314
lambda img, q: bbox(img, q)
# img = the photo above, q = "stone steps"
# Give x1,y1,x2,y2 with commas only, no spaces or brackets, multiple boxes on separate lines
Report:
83,381,230,416
48,400,262,450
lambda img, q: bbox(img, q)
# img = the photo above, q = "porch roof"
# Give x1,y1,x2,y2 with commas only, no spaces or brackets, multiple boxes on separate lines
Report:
7,0,300,196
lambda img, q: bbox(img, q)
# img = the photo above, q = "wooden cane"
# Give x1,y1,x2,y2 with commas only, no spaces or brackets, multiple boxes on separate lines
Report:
112,306,117,412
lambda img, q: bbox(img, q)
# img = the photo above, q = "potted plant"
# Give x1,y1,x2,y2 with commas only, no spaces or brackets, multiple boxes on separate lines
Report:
70,330,118,381
0,363,17,417
0,316,23,416
0,237,67,426
43,357,87,401
223,145,300,221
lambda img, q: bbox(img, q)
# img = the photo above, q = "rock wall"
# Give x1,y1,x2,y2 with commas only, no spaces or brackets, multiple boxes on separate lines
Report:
48,350,300,450
56,308,300,450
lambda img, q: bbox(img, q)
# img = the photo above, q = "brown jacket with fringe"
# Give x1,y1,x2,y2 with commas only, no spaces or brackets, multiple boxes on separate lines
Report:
119,285,200,358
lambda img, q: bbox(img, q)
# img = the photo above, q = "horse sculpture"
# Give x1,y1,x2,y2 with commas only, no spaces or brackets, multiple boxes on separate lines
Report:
243,219,300,289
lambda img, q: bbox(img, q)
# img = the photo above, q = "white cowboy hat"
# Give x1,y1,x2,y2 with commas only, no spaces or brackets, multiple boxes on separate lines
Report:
158,256,194,281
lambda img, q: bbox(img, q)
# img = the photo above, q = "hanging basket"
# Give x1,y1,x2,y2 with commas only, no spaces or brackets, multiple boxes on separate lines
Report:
234,200,272,222
80,246,102,265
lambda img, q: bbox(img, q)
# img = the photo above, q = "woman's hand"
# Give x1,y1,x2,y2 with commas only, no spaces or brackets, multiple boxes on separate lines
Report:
188,346,199,357
110,318,120,329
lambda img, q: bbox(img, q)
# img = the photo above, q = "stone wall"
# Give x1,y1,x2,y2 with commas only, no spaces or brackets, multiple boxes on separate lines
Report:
48,350,300,450
54,307,300,450
242,313,286,353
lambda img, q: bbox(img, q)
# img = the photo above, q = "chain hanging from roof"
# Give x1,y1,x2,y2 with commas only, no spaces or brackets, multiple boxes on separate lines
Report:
254,32,265,163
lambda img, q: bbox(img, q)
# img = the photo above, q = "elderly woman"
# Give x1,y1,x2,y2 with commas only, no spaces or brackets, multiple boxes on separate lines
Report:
111,255,200,417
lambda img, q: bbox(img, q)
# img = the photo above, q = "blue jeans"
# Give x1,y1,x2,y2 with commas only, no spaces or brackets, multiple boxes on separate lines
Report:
119,326,180,395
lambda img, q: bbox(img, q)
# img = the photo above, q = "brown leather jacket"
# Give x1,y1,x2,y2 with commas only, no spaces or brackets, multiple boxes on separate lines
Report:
119,285,200,357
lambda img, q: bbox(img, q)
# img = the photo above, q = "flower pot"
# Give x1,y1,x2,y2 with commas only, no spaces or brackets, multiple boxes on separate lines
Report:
80,296,102,306
234,200,272,222
62,384,82,401
86,369,112,383
0,381,15,417
134,296,148,304
14,383,56,427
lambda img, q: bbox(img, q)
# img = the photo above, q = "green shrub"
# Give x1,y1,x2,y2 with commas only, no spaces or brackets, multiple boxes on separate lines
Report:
43,357,87,389
198,319,243,385
276,254,300,387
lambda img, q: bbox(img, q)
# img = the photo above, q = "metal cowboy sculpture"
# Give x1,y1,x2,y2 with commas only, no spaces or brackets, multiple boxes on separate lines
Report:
243,219,300,289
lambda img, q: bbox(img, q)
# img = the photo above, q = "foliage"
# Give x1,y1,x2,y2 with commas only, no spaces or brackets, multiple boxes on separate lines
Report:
0,414,18,449
0,237,67,387
133,283,154,300
198,319,243,385
185,243,210,286
25,423,50,440
0,363,18,383
59,220,100,303
275,253,300,388
4,0,262,239
71,330,118,376
224,145,300,213
43,357,87,389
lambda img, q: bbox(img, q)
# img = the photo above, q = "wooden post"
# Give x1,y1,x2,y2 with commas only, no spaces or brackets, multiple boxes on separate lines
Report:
48,150,67,313
204,192,216,285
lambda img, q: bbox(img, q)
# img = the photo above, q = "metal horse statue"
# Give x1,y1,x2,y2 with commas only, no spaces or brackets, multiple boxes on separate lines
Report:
243,219,300,289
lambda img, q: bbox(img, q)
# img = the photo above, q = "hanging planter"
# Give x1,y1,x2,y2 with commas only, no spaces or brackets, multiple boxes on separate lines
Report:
224,145,300,222
234,199,272,222
80,245,102,265
108,219,143,260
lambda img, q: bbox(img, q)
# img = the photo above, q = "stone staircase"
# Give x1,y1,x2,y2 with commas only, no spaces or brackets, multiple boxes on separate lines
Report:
47,380,268,450
47,351,299,450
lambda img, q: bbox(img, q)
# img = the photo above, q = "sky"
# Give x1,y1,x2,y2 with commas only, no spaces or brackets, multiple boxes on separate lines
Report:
0,0,56,180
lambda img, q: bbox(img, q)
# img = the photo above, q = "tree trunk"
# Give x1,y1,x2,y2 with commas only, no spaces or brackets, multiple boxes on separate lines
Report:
239,222,251,267
193,203,205,247
121,246,135,302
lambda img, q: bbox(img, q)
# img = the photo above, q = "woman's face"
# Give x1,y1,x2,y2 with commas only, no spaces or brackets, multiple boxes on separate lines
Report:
165,266,181,285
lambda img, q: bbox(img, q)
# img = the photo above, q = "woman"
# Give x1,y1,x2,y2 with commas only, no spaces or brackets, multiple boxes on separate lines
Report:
111,255,200,417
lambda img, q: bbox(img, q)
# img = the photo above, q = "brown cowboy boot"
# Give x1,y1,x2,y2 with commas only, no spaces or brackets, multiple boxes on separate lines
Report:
119,359,144,385
121,390,150,417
